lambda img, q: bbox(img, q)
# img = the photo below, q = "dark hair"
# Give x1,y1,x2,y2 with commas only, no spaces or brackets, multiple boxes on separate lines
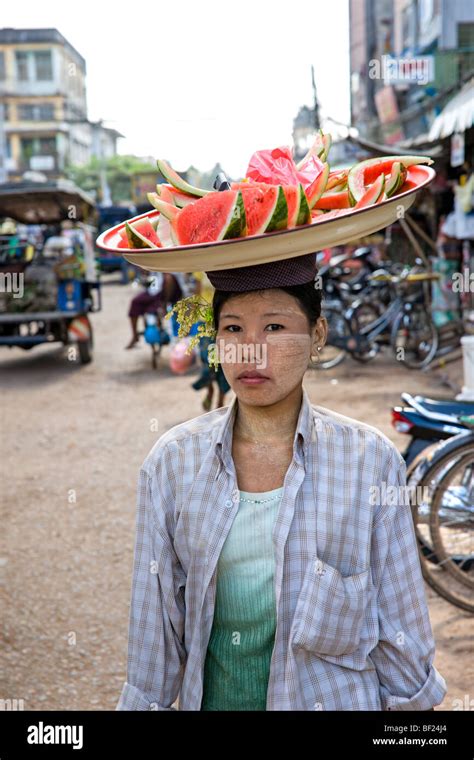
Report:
212,281,323,331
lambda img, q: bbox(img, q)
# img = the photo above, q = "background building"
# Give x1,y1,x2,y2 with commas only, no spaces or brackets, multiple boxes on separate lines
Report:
0,28,122,182
349,0,474,145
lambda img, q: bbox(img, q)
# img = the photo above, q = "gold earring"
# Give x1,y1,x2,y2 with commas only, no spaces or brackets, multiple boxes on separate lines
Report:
309,345,322,367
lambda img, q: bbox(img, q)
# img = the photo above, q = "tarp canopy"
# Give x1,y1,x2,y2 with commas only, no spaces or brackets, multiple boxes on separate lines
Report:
346,132,442,157
0,180,96,224
429,77,474,141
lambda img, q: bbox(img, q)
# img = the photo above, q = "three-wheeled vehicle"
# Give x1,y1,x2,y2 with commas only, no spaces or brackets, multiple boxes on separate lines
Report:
0,180,101,364
96,204,138,283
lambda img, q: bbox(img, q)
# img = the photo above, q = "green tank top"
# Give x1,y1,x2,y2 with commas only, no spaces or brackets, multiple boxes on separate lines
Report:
200,486,283,711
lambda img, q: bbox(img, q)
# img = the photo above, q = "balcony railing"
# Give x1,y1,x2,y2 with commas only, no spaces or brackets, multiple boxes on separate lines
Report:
12,155,61,174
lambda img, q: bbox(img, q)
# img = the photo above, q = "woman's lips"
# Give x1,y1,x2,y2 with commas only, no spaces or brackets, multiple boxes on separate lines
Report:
237,375,269,385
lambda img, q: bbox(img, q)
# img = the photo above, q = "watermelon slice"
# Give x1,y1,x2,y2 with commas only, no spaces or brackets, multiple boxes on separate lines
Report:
319,133,332,162
348,155,433,204
125,218,162,249
326,169,349,192
156,214,175,247
157,184,176,205
157,159,209,198
305,162,330,209
231,183,277,235
232,182,288,233
117,227,130,247
296,130,332,169
384,162,408,197
157,183,197,208
292,183,311,226
314,188,351,210
282,182,311,229
172,190,247,245
354,174,385,209
147,193,180,222
281,184,299,228
232,181,307,231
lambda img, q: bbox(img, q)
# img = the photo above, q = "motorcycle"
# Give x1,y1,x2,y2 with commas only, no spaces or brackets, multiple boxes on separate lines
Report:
391,391,474,466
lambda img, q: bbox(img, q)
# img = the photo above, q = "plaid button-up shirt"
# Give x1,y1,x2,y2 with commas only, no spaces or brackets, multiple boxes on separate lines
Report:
117,386,447,711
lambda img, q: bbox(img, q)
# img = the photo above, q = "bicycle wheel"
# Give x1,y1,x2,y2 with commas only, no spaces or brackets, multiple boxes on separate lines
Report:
391,304,438,369
430,449,474,590
349,302,380,363
410,438,474,613
316,305,350,369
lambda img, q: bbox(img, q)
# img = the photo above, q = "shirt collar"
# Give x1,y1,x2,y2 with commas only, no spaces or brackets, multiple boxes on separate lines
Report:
214,385,316,471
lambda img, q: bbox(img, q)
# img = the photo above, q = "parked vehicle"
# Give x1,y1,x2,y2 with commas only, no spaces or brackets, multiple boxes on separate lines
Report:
96,205,137,282
0,181,101,364
321,266,439,369
392,391,474,466
406,426,474,613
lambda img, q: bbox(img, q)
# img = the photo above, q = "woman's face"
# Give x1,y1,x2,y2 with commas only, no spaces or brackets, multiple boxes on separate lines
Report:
215,288,327,406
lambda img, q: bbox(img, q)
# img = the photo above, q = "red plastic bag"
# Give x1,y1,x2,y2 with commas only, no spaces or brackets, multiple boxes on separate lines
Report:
245,145,324,190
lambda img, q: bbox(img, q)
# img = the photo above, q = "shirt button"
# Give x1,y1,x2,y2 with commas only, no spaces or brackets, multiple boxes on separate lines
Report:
314,559,326,576
225,499,233,507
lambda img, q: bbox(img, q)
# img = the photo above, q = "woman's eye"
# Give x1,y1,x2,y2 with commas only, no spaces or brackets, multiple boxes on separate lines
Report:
222,323,284,332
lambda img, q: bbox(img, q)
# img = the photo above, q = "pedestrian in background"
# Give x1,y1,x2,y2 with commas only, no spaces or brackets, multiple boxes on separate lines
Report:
190,271,230,410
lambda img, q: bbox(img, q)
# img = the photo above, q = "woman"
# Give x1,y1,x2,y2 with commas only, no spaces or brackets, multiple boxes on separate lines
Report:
125,271,183,349
117,253,446,711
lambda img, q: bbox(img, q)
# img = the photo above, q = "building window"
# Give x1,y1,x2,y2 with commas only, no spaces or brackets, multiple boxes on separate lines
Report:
0,52,5,81
38,103,55,120
18,103,55,121
39,136,56,154
18,104,34,120
15,51,29,81
34,51,53,81
458,22,474,48
20,136,57,167
458,23,474,81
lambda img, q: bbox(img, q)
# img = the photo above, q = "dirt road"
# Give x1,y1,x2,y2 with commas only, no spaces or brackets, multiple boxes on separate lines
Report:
1,276,472,710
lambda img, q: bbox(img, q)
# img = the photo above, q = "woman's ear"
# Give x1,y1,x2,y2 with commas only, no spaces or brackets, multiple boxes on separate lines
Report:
311,316,328,354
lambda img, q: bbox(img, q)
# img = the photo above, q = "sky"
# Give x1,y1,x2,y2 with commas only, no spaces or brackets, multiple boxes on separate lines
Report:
2,0,351,177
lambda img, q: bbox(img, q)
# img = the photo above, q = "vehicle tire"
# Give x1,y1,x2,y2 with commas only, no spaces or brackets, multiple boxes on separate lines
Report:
78,339,93,364
315,305,350,370
77,322,94,364
429,448,474,589
390,305,438,369
411,438,474,613
344,300,381,363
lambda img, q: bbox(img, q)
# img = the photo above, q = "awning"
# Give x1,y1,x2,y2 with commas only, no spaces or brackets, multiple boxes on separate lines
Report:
0,180,96,224
346,132,442,157
429,77,474,140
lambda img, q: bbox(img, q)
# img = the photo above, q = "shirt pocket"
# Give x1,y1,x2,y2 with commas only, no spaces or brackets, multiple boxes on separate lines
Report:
290,553,371,657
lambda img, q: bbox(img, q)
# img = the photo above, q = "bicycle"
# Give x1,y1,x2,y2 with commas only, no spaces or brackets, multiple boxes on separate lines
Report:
408,421,474,613
322,268,440,370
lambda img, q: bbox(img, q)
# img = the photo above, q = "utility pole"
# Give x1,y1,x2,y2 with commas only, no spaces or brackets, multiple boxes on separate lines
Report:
311,65,321,132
